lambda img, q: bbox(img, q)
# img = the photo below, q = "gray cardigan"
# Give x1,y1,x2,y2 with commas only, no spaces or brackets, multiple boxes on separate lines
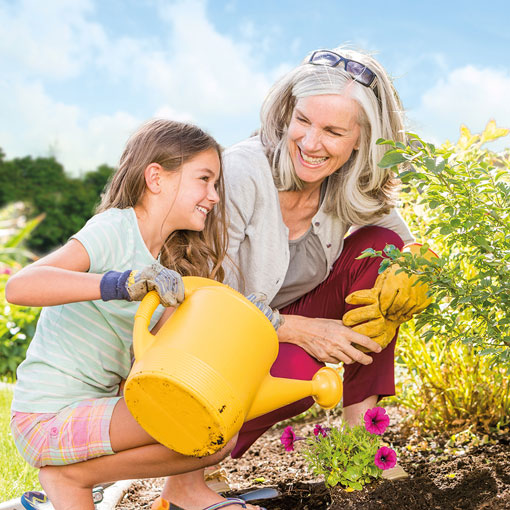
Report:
223,136,414,302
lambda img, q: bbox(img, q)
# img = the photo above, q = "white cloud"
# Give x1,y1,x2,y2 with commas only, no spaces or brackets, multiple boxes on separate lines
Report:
153,106,196,123
409,65,510,147
0,0,290,173
0,0,105,79
0,79,139,174
149,0,278,116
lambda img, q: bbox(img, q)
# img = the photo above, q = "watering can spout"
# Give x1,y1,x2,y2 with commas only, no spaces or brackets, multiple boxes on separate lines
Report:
245,366,343,421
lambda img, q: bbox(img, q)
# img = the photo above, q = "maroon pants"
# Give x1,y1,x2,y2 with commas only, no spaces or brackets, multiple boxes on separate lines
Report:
231,226,404,458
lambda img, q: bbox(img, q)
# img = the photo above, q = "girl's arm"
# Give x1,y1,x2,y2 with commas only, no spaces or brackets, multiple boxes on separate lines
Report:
5,239,102,307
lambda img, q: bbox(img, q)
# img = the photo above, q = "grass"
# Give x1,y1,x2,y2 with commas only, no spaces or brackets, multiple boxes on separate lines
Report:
0,384,41,501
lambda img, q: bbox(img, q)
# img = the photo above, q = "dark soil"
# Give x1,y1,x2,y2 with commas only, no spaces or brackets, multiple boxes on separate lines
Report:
117,406,510,510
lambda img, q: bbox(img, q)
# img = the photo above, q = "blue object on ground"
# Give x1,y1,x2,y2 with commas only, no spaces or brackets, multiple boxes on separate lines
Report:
238,487,280,502
20,487,103,509
20,492,54,510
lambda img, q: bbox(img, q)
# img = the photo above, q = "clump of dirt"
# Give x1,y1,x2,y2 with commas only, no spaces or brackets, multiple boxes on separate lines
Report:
117,406,510,510
329,443,510,510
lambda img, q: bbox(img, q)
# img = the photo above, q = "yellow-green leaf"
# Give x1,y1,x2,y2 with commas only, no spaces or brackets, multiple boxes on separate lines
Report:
456,124,479,150
480,119,509,143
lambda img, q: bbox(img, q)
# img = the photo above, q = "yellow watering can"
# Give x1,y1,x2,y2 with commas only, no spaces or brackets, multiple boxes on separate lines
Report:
124,277,343,457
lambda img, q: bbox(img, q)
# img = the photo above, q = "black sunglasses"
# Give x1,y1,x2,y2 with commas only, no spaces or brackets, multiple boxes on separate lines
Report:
308,50,378,91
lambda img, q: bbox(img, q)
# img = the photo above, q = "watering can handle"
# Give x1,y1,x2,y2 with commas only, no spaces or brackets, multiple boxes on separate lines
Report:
132,276,226,360
133,290,160,361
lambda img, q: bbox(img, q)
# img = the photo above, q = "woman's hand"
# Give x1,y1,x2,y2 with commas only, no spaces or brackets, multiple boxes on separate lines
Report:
277,314,382,365
374,243,438,321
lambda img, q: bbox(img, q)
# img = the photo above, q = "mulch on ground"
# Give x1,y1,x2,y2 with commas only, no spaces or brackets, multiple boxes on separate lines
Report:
116,406,510,509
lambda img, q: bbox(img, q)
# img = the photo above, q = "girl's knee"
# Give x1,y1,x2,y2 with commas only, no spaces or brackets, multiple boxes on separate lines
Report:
207,435,237,464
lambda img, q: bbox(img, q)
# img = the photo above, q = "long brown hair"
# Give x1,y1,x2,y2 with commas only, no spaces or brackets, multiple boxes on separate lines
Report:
97,119,227,281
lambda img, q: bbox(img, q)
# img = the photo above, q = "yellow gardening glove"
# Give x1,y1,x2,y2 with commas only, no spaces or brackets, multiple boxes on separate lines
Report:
342,288,399,352
374,243,438,322
342,244,437,352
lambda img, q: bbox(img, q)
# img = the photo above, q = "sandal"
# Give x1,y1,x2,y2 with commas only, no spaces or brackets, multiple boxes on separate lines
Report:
152,496,266,510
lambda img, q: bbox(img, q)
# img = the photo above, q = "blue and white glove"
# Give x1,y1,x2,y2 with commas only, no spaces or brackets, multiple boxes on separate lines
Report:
246,292,283,330
100,262,184,307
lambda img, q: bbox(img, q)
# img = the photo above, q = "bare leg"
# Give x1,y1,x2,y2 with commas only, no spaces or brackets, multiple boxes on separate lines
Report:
343,394,378,427
38,399,234,510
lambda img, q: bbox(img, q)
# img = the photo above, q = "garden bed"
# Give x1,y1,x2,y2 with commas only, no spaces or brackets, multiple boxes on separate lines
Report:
116,406,510,509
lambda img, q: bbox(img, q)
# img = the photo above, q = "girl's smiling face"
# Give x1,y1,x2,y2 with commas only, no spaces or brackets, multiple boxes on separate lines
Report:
160,148,221,233
287,94,361,186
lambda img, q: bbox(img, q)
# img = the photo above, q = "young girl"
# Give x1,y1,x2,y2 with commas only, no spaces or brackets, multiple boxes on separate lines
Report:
7,119,265,510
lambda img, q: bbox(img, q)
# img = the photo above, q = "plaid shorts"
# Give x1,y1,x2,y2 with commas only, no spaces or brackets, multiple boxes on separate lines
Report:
10,397,121,468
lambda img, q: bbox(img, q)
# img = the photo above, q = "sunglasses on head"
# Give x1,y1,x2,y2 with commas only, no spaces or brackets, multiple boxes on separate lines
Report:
307,50,378,91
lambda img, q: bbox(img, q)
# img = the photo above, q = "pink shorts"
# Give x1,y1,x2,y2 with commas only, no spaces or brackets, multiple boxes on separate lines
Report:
10,397,121,468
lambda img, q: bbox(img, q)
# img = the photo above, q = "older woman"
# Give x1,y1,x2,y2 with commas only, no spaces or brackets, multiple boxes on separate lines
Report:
162,47,420,510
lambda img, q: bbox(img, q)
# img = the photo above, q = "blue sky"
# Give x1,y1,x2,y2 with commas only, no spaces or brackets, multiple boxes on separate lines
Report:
1,0,509,175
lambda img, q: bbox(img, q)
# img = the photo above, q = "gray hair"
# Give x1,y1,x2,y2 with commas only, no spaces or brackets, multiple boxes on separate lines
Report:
260,46,405,225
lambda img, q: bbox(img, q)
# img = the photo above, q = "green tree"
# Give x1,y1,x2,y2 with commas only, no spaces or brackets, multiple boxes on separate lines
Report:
0,152,115,253
0,157,22,208
83,164,114,198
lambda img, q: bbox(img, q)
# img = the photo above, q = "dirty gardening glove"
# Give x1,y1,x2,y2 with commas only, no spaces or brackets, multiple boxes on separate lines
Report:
246,292,283,331
100,262,184,307
374,243,438,322
342,288,400,352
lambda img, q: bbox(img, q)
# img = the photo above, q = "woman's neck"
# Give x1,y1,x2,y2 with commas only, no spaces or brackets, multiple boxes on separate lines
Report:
278,181,323,240
279,177,325,209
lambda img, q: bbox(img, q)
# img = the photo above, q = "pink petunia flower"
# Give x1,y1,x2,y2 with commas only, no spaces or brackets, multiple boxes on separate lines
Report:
280,426,304,451
313,424,330,438
374,446,397,470
364,407,390,435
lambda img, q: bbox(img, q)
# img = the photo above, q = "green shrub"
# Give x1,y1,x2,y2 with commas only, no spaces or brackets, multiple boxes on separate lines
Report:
394,324,510,433
0,274,40,375
373,121,510,432
0,205,42,376
378,120,510,365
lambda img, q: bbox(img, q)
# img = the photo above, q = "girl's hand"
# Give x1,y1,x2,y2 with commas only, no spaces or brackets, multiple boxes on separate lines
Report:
277,315,382,365
100,262,184,307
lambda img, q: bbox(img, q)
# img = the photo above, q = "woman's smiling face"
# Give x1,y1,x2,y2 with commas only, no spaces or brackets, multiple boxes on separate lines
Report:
287,94,361,186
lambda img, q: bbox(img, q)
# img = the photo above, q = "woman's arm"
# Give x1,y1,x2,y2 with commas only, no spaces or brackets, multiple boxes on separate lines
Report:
5,239,101,307
278,314,382,365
